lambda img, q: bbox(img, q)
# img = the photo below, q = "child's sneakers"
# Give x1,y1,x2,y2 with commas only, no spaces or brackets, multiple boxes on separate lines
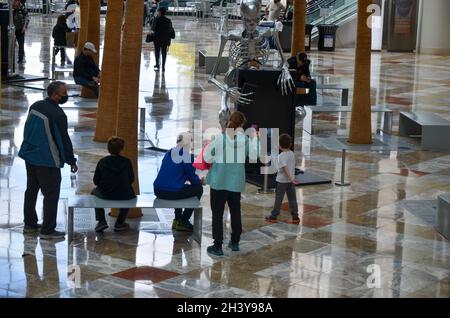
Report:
207,245,224,256
95,220,108,233
114,222,130,232
292,217,300,224
176,221,194,232
265,215,278,223
227,241,239,251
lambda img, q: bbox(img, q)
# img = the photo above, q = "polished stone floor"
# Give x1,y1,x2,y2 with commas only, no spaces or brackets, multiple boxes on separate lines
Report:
1,15,450,298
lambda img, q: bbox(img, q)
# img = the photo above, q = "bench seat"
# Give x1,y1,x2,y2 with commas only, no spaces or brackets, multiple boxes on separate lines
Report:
303,105,393,135
198,49,229,74
437,195,450,240
67,194,202,244
399,111,450,151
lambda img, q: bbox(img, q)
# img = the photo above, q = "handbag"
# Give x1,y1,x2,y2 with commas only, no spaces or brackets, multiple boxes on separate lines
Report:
145,32,154,43
193,142,211,171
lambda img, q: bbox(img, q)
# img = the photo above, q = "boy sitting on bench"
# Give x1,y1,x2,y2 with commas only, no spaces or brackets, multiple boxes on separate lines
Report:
92,137,135,232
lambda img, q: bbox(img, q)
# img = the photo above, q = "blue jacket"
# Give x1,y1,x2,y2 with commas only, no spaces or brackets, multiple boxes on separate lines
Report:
18,98,77,168
153,147,201,192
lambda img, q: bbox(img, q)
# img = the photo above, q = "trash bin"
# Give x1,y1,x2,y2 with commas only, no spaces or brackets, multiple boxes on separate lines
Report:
317,24,339,51
305,24,314,51
279,21,292,52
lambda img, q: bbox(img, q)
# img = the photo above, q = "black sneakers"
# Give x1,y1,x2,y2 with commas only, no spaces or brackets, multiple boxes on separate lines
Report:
23,224,42,234
207,245,224,256
40,231,65,240
95,220,109,233
114,222,130,232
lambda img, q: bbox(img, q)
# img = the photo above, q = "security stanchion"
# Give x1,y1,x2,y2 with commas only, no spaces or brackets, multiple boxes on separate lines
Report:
335,149,350,186
258,156,275,194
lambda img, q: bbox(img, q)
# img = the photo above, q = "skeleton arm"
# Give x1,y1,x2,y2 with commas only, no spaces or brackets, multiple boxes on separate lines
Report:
271,26,295,95
208,34,253,105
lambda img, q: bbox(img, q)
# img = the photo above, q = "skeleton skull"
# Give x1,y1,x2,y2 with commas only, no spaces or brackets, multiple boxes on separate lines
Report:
240,0,261,34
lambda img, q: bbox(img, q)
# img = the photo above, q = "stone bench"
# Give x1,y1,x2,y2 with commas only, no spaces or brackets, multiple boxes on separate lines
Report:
316,84,349,106
198,49,229,74
67,194,202,245
399,111,450,151
303,105,393,135
437,195,450,240
61,99,146,133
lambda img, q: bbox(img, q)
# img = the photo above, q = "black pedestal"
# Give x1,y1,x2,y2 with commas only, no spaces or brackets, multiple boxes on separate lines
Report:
236,68,296,140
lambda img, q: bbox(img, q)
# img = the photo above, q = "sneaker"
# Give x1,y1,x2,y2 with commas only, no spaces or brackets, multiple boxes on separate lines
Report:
172,219,179,230
40,231,65,240
227,241,239,252
265,215,278,223
292,217,300,224
154,64,159,70
95,220,108,233
23,224,42,234
176,221,194,232
114,222,130,232
207,245,224,256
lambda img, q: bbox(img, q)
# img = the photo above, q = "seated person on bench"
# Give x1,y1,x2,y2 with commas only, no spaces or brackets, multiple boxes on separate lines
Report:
288,52,317,105
92,137,135,233
153,133,204,232
73,42,101,98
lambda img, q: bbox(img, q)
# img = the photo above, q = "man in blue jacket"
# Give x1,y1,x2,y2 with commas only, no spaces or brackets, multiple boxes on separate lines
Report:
19,81,78,239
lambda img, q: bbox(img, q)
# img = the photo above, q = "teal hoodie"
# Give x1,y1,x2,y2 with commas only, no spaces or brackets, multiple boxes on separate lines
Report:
204,131,259,193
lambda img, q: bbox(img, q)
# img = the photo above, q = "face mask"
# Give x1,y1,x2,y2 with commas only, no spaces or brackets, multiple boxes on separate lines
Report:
59,95,69,104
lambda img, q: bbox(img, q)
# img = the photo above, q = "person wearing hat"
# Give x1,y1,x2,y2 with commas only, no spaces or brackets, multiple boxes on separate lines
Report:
73,42,101,98
287,52,317,105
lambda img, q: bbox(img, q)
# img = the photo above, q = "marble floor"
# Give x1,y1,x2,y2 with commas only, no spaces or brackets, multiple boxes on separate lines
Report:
0,15,450,298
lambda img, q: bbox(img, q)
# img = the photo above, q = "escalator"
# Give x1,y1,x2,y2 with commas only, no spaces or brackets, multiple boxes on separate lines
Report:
306,0,358,44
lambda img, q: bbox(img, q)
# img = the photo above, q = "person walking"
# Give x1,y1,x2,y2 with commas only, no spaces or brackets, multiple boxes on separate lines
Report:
18,81,78,239
151,7,174,72
52,15,71,65
12,0,30,64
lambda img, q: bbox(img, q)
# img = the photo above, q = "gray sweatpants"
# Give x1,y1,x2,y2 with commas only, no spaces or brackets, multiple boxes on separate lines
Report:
272,182,299,218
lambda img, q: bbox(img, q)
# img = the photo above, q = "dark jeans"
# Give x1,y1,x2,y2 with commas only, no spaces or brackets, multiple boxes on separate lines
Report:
272,182,298,218
91,188,129,225
154,184,203,223
53,46,66,63
210,188,242,247
74,76,99,98
154,42,168,68
24,163,62,234
296,79,317,106
15,30,25,61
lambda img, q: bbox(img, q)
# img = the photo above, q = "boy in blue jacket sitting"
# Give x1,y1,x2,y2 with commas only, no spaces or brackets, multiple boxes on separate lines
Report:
153,133,204,231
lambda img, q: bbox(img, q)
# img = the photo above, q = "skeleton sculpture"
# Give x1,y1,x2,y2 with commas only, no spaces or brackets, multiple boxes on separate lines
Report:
209,0,295,129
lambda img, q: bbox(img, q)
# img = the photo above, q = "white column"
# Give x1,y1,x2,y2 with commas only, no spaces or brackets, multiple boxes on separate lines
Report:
417,0,450,55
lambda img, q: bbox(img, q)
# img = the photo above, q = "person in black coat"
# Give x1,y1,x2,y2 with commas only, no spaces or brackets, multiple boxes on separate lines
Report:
287,52,317,105
73,42,101,97
52,15,71,65
92,137,136,233
151,7,174,72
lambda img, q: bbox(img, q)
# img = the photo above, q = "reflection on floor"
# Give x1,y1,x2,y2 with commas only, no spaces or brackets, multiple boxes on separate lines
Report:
0,15,449,298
